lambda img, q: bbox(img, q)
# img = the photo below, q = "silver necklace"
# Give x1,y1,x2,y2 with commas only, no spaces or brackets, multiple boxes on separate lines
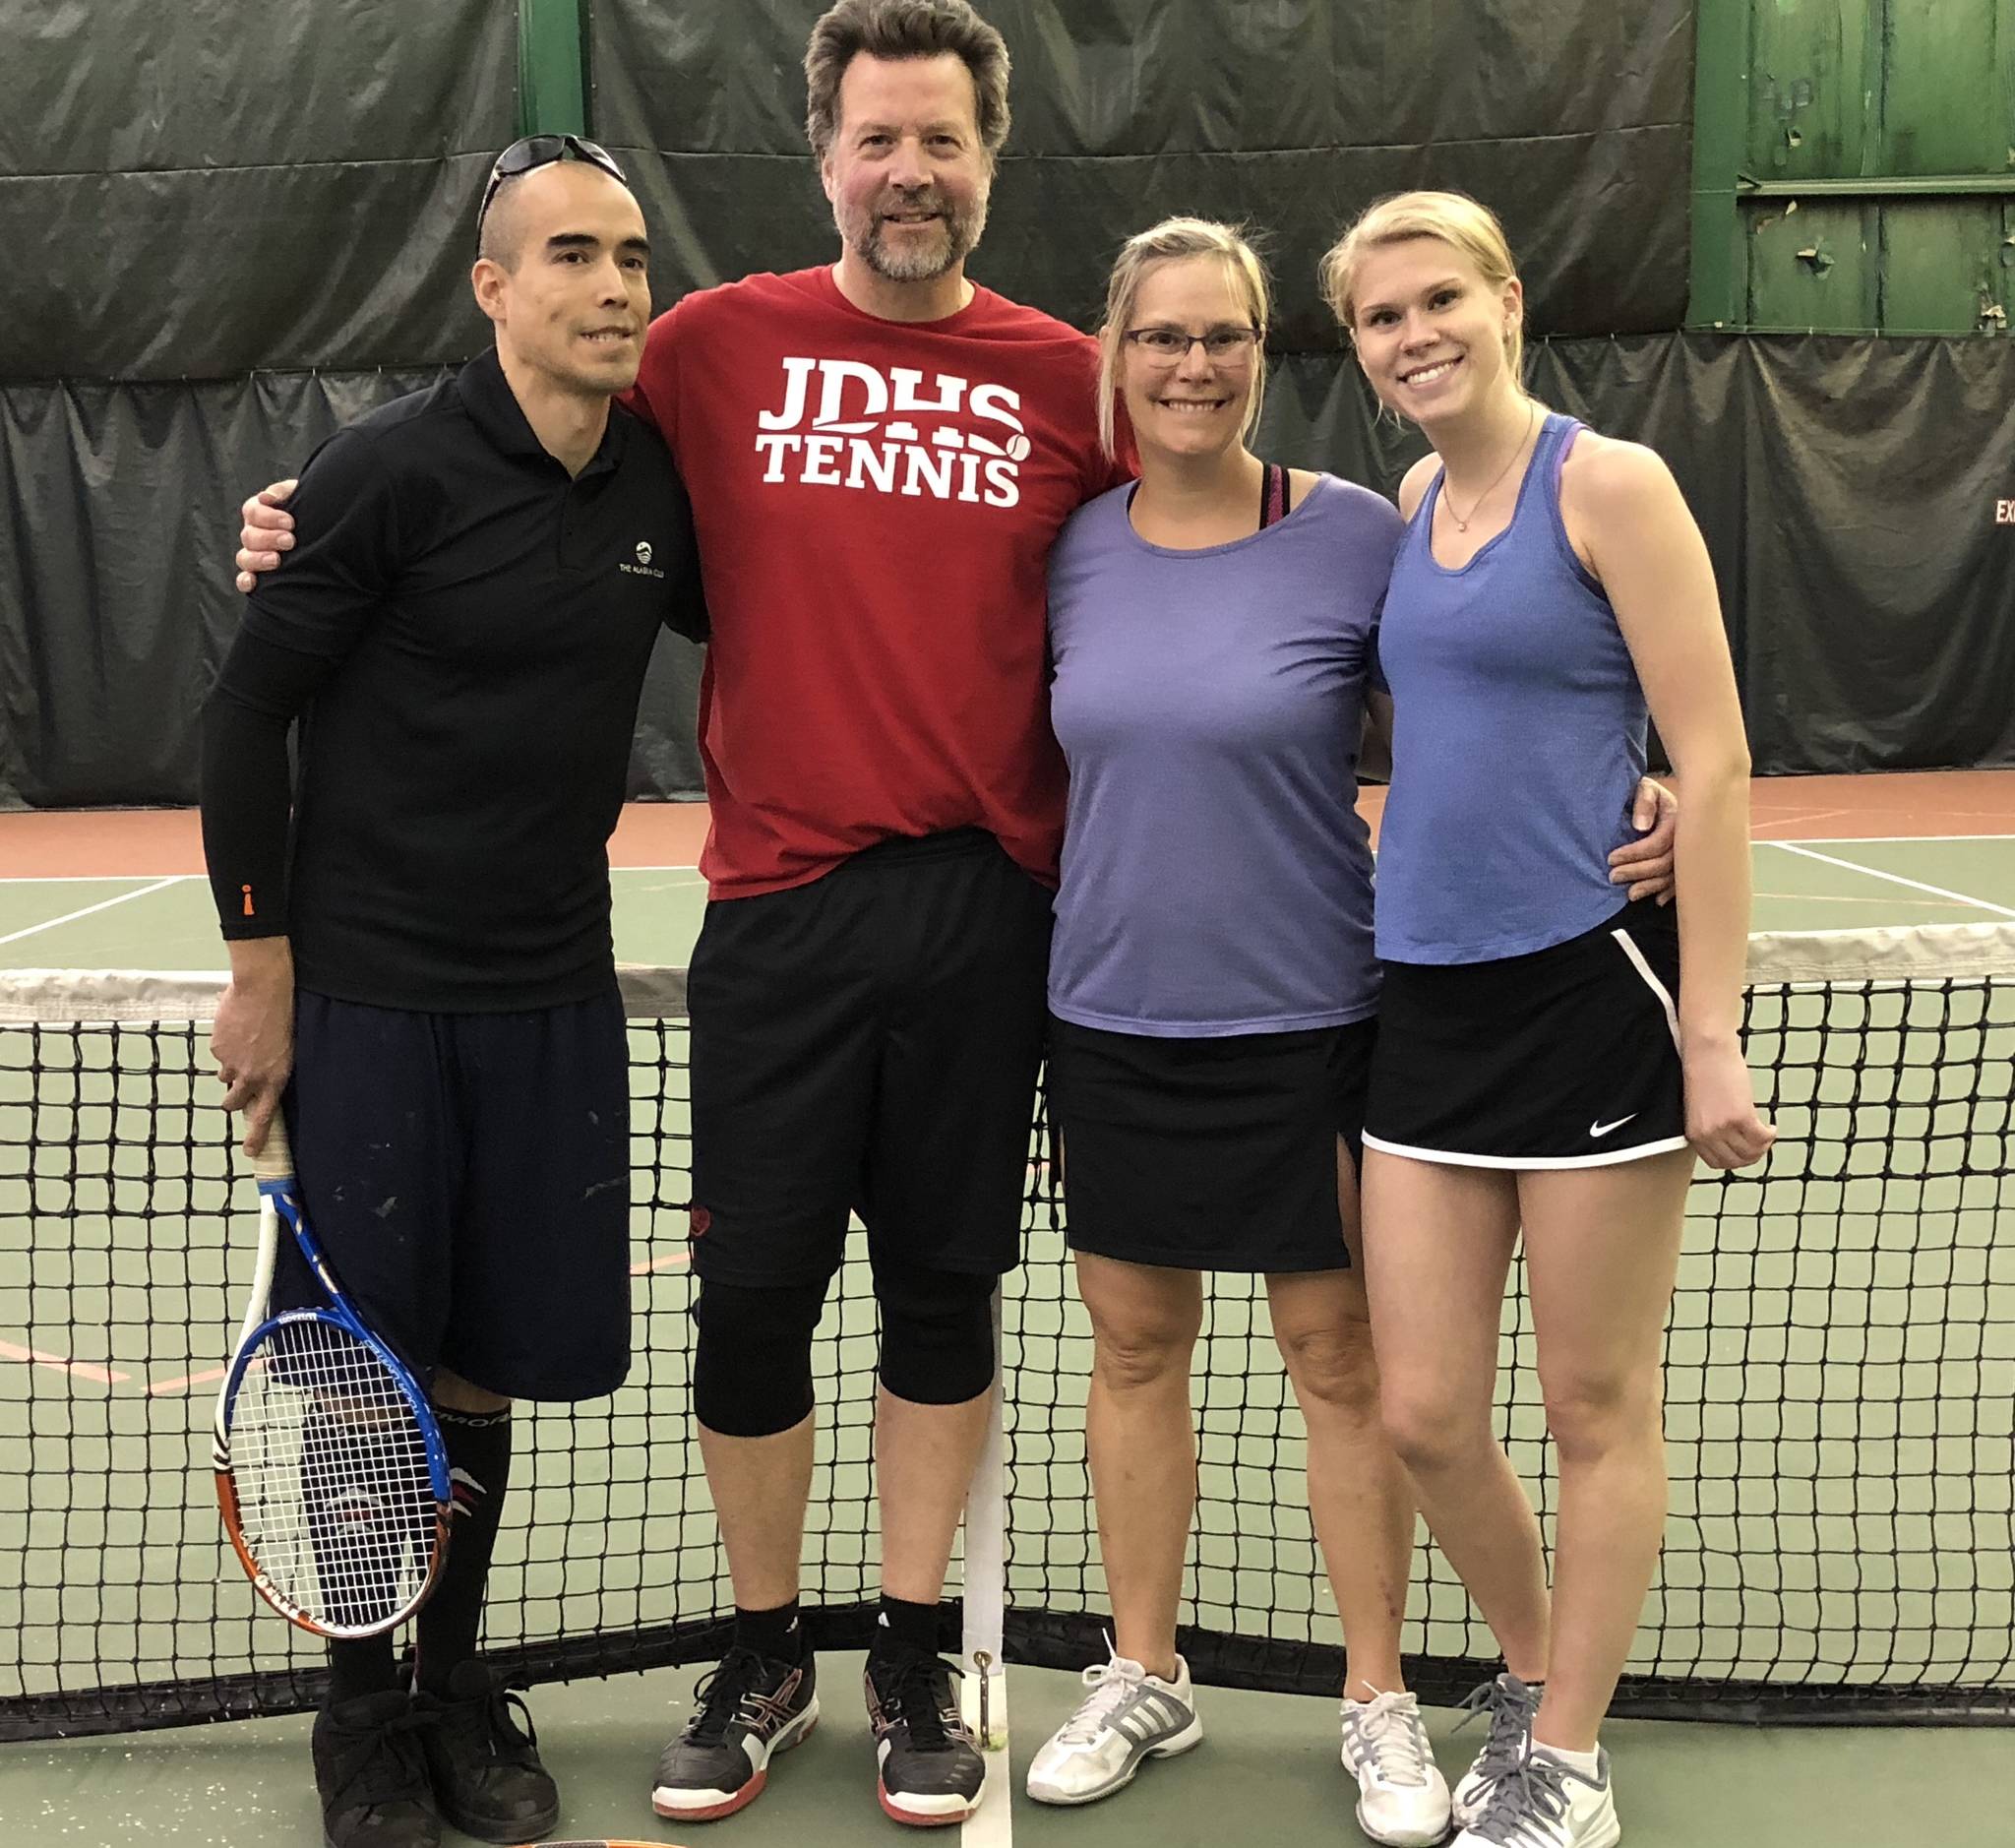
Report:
1443,400,1538,532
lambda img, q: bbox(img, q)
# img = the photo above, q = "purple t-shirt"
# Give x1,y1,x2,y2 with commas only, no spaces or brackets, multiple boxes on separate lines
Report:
1046,474,1402,1036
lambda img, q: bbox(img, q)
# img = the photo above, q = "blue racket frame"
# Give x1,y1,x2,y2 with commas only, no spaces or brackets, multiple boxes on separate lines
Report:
213,1143,453,1638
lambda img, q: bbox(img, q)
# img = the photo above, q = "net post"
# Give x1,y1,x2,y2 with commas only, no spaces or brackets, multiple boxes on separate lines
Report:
960,1284,1008,1753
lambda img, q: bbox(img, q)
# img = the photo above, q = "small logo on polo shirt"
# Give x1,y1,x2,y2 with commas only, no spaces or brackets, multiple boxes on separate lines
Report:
1997,499,2014,526
621,537,665,580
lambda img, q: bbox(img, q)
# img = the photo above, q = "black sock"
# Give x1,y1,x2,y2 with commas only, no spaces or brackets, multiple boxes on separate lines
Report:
871,1593,941,1663
415,1405,513,1694
734,1598,806,1663
327,1632,400,1706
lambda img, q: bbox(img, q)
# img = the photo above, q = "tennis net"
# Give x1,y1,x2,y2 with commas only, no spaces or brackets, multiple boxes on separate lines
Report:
2,928,2011,1741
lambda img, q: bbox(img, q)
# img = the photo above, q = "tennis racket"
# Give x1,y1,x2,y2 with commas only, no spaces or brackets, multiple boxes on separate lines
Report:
212,1113,451,1636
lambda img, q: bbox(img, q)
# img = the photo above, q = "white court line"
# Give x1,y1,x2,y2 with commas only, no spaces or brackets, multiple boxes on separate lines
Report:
1765,841,2015,920
1765,833,2015,845
0,876,185,948
1756,891,1985,908
960,1672,1012,1848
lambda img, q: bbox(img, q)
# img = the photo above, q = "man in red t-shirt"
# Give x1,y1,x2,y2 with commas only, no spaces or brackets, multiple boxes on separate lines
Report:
239,1,1121,1828
628,9,1131,1826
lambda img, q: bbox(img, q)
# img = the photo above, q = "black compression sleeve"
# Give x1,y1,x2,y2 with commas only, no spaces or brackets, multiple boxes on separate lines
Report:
200,630,342,940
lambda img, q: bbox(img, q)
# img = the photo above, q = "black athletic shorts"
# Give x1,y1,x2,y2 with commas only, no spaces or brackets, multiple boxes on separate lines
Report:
1363,896,1687,1168
687,829,1053,1287
1047,1015,1375,1273
276,987,631,1400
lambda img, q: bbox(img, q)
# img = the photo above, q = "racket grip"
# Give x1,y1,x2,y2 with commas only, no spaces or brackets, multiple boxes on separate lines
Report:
242,1110,294,1181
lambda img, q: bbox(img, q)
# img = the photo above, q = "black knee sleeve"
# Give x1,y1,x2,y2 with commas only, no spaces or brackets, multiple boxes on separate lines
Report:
876,1265,998,1406
692,1276,826,1437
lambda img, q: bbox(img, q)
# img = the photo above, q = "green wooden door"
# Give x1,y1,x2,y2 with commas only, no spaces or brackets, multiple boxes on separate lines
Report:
1694,0,2015,333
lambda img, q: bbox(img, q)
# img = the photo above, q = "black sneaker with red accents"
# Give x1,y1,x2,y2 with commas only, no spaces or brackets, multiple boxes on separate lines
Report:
651,1645,820,1821
863,1651,985,1827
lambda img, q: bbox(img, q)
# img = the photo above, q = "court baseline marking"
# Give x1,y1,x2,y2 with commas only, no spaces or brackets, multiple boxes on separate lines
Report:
0,877,188,948
1755,893,1980,908
1762,841,2015,921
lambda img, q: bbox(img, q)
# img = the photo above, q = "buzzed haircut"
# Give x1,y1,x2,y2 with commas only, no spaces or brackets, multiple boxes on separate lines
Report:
477,164,641,273
478,174,534,270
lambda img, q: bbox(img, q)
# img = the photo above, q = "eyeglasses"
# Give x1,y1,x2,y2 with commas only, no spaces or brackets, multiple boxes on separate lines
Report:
1122,326,1262,364
477,135,628,237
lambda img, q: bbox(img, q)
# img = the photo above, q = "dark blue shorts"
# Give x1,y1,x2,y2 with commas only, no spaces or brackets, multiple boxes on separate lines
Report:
275,988,631,1401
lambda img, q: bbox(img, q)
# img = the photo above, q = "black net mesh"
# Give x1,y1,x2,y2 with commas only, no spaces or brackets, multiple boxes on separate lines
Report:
1,938,2010,1741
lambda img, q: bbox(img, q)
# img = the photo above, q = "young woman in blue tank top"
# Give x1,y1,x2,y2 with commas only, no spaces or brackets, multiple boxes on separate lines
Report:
1025,216,1678,1841
1321,192,1774,1848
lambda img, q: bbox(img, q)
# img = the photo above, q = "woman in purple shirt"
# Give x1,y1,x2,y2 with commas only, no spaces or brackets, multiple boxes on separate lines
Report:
1323,193,1773,1848
1024,217,1676,1841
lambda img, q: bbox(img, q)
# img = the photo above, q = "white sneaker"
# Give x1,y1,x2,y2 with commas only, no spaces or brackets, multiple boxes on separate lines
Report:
1024,1648,1203,1806
1452,1745,1619,1848
1340,1690,1453,1847
1450,1671,1542,1828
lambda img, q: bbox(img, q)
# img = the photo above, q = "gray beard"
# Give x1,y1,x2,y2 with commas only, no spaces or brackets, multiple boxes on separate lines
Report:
844,192,990,282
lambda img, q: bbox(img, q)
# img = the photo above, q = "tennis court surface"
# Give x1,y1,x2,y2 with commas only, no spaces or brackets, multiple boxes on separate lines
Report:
1,774,2009,1848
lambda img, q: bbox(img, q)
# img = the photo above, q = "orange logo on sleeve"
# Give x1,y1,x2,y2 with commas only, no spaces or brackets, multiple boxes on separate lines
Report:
240,885,256,917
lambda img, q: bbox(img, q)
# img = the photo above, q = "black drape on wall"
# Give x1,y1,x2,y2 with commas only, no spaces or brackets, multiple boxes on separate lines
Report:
0,373,702,808
3,0,2010,805
11,337,2007,804
591,0,1696,342
1261,337,2015,776
0,0,512,380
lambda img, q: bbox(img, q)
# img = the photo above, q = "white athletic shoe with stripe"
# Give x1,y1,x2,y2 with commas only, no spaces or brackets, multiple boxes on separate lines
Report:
1340,1690,1453,1846
1024,1647,1203,1805
1451,1672,1543,1828
1452,1744,1620,1848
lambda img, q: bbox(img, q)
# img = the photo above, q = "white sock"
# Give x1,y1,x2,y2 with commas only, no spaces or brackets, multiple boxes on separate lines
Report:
1533,1740,1603,1782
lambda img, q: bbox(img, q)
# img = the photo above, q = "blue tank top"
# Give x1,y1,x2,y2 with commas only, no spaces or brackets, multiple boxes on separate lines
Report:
1374,413,1646,964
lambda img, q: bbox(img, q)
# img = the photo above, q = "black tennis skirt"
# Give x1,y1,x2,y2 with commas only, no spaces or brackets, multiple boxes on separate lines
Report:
1362,897,1688,1169
1045,1014,1375,1272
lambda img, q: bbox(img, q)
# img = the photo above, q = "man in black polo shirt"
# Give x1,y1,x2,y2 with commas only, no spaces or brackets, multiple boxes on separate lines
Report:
202,141,702,1848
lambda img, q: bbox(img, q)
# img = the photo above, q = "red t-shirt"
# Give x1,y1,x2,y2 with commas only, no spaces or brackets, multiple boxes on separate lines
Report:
628,266,1127,898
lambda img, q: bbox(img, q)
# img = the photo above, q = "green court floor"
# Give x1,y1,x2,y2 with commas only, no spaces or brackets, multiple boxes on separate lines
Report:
6,834,2012,976
2,835,2011,1847
3,1656,2010,1848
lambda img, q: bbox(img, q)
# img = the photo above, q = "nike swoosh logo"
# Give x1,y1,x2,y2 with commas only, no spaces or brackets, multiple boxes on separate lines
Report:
1589,1115,1637,1139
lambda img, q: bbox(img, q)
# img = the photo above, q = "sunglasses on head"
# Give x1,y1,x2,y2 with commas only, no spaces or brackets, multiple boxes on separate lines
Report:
477,135,628,237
